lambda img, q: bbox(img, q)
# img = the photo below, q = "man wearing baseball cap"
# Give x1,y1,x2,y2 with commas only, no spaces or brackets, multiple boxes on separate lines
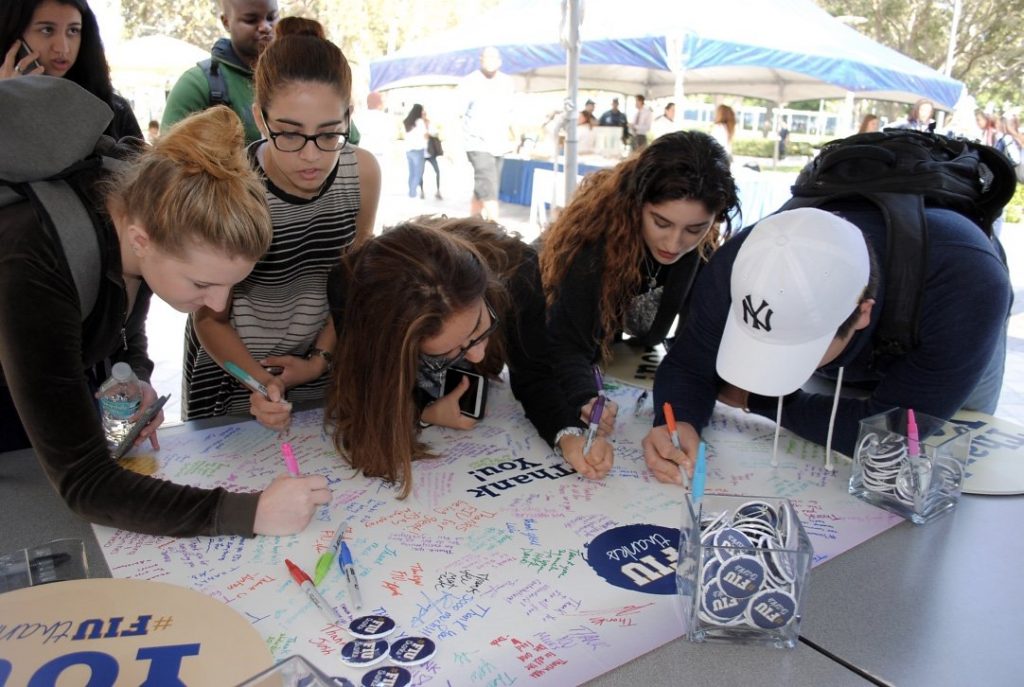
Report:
643,206,1011,483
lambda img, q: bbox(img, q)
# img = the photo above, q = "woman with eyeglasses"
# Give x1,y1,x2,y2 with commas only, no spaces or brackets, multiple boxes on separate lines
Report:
183,17,380,425
321,217,614,498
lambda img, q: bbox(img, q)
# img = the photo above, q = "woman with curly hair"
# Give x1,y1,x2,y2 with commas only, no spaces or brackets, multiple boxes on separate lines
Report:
325,217,613,498
539,130,739,445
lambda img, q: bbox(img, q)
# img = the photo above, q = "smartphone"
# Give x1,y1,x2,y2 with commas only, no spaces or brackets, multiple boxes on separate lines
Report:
15,40,42,73
113,394,171,459
442,368,488,419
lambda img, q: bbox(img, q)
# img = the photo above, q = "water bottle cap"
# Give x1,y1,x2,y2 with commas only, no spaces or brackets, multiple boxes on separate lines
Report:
111,362,134,382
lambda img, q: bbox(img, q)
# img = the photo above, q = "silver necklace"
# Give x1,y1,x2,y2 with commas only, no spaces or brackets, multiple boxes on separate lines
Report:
643,253,663,290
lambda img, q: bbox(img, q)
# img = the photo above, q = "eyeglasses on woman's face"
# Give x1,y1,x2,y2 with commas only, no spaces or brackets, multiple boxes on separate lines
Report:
260,108,349,152
420,301,501,375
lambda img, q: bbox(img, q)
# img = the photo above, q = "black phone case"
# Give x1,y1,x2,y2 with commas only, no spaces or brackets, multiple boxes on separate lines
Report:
443,369,488,419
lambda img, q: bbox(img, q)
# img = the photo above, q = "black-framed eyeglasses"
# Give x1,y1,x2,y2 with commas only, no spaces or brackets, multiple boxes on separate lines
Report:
420,301,501,375
260,109,349,152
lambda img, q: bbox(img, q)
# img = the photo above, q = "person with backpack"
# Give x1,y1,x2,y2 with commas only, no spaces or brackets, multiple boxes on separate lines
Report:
0,75,330,536
643,188,1013,483
183,18,380,427
0,0,142,141
161,0,278,145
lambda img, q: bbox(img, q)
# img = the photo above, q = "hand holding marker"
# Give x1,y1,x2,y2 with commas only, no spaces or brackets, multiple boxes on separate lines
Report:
662,402,690,489
583,365,606,455
223,361,291,407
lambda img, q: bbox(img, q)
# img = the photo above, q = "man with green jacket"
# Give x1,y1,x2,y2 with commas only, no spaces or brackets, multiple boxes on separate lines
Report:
162,0,278,144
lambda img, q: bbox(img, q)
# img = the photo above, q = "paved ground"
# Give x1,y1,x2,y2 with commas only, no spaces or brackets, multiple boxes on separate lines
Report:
147,150,1024,428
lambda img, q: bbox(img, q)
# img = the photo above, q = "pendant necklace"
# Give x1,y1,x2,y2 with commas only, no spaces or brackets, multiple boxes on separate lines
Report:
643,253,663,290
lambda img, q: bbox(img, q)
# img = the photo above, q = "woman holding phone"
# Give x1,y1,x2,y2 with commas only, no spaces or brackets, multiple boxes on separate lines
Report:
317,217,613,498
0,0,142,140
0,80,330,536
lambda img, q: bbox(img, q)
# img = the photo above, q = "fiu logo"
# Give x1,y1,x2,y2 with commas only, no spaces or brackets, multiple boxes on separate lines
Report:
742,295,773,331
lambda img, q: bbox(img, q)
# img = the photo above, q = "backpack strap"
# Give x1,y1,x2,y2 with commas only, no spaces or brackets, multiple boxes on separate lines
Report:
0,179,101,319
198,57,231,107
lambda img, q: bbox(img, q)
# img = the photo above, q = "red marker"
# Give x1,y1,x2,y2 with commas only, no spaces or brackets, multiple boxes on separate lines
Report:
285,558,344,625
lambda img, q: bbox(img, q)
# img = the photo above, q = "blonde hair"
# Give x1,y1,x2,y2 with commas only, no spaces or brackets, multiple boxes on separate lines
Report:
106,106,271,259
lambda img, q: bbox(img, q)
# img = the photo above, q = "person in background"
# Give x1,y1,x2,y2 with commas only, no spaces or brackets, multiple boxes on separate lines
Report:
577,109,597,155
162,0,278,144
146,119,160,144
403,103,429,199
895,98,935,133
599,97,628,146
539,131,739,462
459,46,515,221
651,102,676,140
356,90,395,160
858,114,880,134
184,17,380,427
976,110,998,147
0,0,142,140
710,104,736,157
323,217,614,497
0,79,329,534
423,122,443,201
629,94,653,150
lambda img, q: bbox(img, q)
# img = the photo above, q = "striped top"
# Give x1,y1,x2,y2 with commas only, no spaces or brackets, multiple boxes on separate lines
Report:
182,142,361,420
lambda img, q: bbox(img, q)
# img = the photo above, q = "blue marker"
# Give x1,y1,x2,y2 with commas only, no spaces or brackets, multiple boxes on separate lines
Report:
692,441,707,504
224,361,290,406
224,361,270,397
339,541,364,610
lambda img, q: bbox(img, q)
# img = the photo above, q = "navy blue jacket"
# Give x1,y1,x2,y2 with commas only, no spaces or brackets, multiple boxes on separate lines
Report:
654,205,1011,456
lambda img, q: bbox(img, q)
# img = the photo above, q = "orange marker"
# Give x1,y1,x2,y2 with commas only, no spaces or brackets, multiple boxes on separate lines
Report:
663,402,690,488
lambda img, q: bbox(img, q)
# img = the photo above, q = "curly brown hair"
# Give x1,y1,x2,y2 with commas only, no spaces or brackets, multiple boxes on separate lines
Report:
540,130,738,361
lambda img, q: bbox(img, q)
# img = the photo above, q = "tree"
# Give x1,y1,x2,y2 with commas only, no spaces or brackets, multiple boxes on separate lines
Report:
121,0,501,72
815,0,1024,108
122,0,221,50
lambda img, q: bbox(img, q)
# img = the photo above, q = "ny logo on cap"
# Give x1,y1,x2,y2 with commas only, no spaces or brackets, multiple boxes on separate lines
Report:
742,295,773,331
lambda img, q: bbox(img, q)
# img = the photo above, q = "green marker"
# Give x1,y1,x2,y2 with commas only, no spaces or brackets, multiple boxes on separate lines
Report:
314,520,347,586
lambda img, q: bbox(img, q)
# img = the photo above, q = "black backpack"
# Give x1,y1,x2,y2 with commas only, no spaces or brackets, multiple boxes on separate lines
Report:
778,128,1017,359
0,76,126,320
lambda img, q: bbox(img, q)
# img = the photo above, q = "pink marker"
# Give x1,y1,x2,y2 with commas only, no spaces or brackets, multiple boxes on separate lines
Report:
281,442,300,476
907,408,920,458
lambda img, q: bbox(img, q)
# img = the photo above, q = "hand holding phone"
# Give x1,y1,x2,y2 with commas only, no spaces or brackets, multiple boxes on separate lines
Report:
442,368,488,419
11,40,43,75
113,394,170,459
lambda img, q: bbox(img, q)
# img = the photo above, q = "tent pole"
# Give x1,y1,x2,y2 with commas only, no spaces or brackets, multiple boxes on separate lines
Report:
563,0,582,201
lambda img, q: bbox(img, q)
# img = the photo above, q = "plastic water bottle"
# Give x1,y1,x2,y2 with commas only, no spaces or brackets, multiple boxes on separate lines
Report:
99,362,141,452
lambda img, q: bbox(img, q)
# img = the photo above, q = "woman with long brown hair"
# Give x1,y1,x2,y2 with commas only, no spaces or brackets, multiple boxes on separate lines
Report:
540,130,739,452
325,217,613,497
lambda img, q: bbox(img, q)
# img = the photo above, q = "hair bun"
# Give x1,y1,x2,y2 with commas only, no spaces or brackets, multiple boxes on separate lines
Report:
154,106,246,180
275,17,326,40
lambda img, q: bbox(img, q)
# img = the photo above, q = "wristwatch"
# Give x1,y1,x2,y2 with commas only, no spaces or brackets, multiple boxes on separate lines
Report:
306,347,333,371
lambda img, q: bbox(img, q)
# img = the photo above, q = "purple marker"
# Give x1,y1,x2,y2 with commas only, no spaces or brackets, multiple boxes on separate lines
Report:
583,395,605,455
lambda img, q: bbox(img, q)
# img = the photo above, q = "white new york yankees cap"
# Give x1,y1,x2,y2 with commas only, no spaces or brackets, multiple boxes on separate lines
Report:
717,208,870,396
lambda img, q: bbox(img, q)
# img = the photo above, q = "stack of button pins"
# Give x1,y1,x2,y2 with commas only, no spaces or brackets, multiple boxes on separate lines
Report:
696,500,799,631
336,614,437,687
856,431,963,510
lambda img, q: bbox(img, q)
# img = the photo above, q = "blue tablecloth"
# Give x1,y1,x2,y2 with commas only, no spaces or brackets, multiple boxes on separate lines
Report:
499,158,605,205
